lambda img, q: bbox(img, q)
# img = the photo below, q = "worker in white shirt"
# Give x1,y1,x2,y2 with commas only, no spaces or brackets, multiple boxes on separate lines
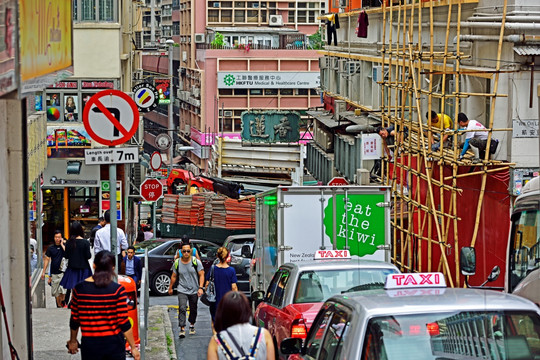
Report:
458,113,499,161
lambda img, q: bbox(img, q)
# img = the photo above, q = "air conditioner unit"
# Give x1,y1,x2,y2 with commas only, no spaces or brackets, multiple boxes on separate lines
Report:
319,57,329,69
191,86,200,98
347,61,360,75
269,14,284,27
223,110,233,117
194,33,205,43
334,100,347,120
372,65,382,83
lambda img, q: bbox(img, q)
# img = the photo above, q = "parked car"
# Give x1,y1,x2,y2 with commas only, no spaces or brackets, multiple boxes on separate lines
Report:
281,272,540,360
135,238,219,296
217,234,255,297
252,252,400,359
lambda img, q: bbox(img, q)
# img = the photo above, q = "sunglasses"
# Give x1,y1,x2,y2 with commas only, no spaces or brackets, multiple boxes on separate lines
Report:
181,249,191,253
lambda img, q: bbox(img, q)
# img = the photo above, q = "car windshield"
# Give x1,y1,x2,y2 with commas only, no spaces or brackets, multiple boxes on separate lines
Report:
293,268,397,304
362,311,540,360
228,240,254,254
134,240,164,253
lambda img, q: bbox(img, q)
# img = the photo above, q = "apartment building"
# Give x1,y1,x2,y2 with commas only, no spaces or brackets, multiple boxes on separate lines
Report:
142,1,324,184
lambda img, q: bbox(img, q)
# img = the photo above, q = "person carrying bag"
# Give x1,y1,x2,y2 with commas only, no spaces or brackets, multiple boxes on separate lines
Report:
202,265,216,306
204,247,237,321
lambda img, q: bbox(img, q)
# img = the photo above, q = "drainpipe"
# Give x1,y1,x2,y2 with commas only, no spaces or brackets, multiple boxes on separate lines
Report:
466,16,540,22
460,22,540,30
458,34,540,43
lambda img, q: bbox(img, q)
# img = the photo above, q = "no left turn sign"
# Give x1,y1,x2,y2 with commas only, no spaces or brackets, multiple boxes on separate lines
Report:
83,89,140,146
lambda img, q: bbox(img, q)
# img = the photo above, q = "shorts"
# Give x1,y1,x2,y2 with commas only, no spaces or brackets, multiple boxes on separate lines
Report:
50,273,66,297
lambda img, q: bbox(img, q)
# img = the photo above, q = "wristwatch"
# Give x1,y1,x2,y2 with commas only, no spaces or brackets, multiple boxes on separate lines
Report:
199,286,204,289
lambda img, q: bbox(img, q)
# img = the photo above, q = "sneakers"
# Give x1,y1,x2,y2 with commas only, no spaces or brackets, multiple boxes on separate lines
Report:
179,329,185,338
189,326,196,335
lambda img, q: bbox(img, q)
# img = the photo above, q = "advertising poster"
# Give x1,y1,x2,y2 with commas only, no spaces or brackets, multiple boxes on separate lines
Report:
0,0,17,96
155,78,171,104
99,181,122,221
19,0,73,92
46,125,91,158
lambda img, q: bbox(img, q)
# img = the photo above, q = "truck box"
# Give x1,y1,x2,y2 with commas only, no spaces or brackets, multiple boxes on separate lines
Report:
250,185,391,292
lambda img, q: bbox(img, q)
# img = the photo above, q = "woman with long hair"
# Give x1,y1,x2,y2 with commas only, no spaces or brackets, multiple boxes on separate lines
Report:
206,247,237,321
207,291,274,360
67,250,140,360
59,221,92,306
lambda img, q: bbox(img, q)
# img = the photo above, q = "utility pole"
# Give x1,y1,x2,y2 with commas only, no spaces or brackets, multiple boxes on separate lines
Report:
166,39,175,174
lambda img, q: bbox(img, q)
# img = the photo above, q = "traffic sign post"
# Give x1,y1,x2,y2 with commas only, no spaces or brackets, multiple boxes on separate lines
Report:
140,178,164,202
82,90,140,277
150,152,162,171
328,177,350,186
82,89,140,146
85,146,139,165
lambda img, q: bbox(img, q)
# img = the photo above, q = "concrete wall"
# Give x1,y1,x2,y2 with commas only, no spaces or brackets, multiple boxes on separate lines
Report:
0,97,30,358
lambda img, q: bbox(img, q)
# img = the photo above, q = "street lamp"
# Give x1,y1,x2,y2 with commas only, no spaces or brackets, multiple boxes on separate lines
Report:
166,39,175,174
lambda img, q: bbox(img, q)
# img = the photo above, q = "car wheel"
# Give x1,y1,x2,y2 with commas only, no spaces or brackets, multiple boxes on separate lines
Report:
151,272,171,296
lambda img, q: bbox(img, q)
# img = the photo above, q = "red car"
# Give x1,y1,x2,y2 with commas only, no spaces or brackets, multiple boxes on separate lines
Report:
251,257,399,359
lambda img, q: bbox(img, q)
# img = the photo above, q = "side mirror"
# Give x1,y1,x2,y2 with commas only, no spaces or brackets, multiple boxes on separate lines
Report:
251,290,265,309
241,244,252,258
487,265,501,282
460,247,476,276
280,338,303,355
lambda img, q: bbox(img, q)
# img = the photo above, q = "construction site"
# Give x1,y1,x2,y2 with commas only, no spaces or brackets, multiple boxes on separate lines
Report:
308,0,540,287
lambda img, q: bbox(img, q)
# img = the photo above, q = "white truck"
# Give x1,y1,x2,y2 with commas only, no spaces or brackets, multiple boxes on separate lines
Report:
250,185,392,293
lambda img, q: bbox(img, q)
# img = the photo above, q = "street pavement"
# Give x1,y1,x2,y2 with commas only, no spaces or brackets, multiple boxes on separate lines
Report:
167,297,214,360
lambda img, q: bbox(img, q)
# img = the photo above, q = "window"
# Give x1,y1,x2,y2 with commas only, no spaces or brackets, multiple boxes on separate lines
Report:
208,10,219,22
196,243,218,260
265,89,277,95
305,307,334,358
73,0,118,22
296,89,308,95
271,270,289,307
247,9,258,22
361,311,540,360
222,9,233,22
165,242,181,256
235,10,245,22
319,309,350,360
235,89,248,95
265,270,282,302
281,89,293,95
219,89,234,95
250,89,263,95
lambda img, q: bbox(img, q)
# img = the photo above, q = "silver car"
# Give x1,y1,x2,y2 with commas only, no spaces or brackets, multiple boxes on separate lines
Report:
281,273,540,359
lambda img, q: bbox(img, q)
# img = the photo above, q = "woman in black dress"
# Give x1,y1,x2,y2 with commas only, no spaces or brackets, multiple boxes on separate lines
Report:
60,221,92,306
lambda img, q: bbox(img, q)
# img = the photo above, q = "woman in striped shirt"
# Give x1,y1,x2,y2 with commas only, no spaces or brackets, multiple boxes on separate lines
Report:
67,250,140,360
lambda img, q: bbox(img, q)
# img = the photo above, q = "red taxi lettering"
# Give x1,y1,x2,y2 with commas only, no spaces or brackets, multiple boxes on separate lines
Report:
391,274,405,285
403,275,418,286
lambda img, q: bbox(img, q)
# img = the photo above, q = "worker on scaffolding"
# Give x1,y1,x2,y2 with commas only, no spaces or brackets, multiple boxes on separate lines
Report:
376,124,408,161
426,111,453,151
457,113,499,161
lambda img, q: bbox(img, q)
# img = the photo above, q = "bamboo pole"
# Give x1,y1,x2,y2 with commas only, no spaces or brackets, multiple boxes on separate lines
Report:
470,0,508,250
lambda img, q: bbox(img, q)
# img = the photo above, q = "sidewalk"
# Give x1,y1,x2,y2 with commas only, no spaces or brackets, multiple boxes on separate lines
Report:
32,279,176,359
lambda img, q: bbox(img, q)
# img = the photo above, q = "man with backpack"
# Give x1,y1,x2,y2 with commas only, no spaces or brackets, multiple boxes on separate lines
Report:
168,240,205,338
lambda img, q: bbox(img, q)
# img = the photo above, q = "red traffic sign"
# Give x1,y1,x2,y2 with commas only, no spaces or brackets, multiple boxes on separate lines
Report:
140,178,163,202
83,89,140,146
150,152,162,171
328,177,350,186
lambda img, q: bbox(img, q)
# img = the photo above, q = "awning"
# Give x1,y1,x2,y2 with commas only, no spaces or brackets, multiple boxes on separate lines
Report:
307,110,351,129
514,45,540,56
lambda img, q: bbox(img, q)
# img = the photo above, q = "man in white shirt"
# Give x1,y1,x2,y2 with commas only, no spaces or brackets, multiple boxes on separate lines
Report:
458,113,498,160
94,210,128,262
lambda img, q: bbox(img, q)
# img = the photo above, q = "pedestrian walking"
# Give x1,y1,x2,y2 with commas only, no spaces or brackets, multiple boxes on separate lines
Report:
89,216,106,248
67,250,140,360
41,230,67,308
94,210,129,270
60,221,92,307
206,247,238,322
167,240,205,338
207,291,274,360
174,234,201,261
123,246,142,286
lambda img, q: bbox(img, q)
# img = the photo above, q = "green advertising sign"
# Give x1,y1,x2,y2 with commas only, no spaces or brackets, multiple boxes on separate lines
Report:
323,194,385,257
241,111,300,143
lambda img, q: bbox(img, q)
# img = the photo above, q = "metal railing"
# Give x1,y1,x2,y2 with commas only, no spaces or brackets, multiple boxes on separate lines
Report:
139,249,150,360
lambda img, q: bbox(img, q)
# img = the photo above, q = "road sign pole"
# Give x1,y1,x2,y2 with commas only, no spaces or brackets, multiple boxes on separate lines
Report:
109,162,118,277
168,41,174,175
152,202,157,240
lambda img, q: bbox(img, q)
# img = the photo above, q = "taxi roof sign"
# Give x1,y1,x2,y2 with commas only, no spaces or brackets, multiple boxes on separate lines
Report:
314,249,351,260
385,272,446,290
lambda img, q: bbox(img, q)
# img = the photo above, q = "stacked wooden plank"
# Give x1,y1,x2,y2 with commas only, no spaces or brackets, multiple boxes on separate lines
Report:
176,195,192,224
211,197,255,229
161,194,179,223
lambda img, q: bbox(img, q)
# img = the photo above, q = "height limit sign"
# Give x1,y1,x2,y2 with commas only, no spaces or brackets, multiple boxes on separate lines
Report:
83,89,140,146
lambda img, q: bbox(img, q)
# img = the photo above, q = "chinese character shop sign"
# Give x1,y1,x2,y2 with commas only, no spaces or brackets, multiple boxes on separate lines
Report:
241,111,301,143
140,178,163,202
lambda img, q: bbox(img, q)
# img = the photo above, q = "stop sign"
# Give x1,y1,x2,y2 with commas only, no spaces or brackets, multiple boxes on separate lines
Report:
140,178,163,202
328,177,349,186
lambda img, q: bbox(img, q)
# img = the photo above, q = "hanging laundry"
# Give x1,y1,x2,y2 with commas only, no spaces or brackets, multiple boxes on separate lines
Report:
356,10,369,38
326,19,338,46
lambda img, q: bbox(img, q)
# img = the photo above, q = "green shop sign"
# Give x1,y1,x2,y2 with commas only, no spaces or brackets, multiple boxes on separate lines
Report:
241,111,300,143
323,194,385,257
